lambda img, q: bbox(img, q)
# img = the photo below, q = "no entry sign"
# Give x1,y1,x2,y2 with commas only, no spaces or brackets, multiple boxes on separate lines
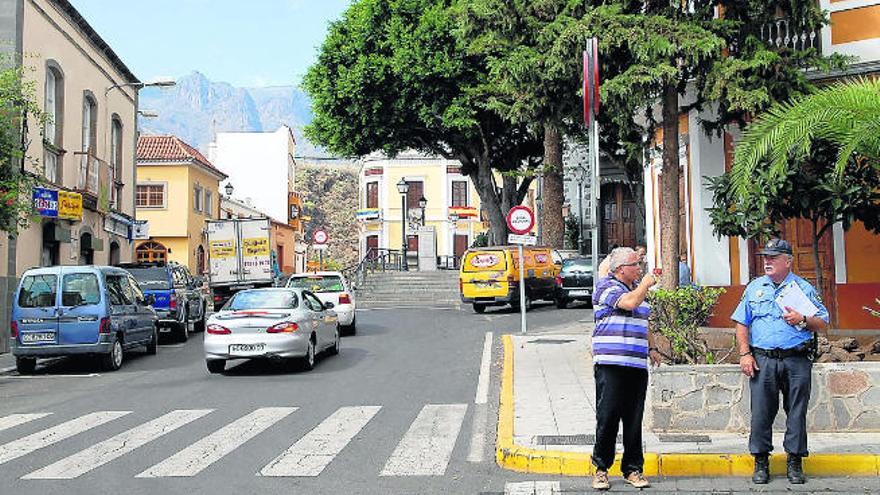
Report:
313,229,329,245
506,206,534,235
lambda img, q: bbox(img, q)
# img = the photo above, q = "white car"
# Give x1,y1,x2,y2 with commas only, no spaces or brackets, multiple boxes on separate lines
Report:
286,272,357,335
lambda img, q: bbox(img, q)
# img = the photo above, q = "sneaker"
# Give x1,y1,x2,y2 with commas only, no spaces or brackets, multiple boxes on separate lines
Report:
592,470,610,490
624,471,651,488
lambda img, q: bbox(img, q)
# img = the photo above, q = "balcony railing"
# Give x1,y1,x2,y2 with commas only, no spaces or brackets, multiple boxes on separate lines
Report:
761,17,821,52
73,151,112,211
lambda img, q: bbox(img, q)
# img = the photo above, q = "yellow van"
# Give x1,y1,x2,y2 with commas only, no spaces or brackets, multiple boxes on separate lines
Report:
459,246,561,313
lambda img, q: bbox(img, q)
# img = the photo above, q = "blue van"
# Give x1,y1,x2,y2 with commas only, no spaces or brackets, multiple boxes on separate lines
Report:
11,266,159,374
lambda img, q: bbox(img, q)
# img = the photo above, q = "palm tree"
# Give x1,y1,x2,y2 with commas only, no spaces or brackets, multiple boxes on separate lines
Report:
731,78,880,199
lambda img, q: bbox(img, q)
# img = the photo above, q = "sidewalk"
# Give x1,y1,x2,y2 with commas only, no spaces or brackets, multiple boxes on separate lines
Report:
497,325,880,478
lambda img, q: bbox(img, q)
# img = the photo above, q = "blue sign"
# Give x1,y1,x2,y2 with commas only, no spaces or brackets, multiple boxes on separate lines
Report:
32,187,59,218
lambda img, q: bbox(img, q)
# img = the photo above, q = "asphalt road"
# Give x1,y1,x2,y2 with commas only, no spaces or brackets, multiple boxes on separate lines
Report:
0,301,874,494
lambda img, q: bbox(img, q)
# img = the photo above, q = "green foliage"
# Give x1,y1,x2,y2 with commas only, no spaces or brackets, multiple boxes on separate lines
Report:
564,213,579,250
470,231,488,248
648,286,726,364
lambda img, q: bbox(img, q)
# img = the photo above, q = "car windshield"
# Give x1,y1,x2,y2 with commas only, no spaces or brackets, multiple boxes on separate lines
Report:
18,274,58,308
287,276,344,293
562,259,593,274
226,290,298,311
126,268,171,290
61,273,101,306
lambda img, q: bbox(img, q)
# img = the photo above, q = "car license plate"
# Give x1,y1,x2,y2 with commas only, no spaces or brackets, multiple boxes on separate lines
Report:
22,332,56,343
229,343,265,354
569,290,590,296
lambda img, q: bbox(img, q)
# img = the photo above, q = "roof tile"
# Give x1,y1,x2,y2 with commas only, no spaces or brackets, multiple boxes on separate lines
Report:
137,135,227,178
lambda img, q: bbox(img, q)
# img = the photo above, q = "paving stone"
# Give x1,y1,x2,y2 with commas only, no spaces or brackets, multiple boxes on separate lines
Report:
828,370,870,396
850,409,880,430
832,398,851,428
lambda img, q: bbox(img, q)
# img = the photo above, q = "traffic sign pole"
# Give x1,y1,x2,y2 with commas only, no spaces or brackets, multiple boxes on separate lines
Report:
506,206,535,335
519,244,526,334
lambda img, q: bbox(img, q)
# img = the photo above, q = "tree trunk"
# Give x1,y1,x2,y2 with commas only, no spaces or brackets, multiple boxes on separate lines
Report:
811,217,824,301
470,157,507,246
542,124,564,248
660,84,681,289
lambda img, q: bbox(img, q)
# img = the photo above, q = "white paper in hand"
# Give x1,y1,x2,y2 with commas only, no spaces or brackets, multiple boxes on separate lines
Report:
774,282,819,317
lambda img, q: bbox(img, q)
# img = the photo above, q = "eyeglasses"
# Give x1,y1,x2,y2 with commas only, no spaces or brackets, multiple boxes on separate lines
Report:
618,262,639,267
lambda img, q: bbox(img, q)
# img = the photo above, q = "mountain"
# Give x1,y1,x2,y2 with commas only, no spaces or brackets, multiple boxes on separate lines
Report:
138,71,325,156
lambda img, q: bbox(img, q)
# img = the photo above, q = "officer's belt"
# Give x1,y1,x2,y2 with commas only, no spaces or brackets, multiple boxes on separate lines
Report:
751,345,809,359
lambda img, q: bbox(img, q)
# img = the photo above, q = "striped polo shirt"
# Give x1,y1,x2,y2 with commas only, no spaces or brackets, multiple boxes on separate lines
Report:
591,276,650,370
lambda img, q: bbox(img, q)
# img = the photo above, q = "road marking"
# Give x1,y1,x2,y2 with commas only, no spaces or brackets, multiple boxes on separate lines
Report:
380,404,467,476
475,332,493,404
136,407,296,478
466,404,488,463
23,409,213,479
260,406,381,477
0,413,52,433
0,411,130,465
1,374,101,379
504,481,561,495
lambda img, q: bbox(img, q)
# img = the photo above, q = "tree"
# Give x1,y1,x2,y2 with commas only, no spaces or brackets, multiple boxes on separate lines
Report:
730,78,880,199
709,142,880,294
303,0,543,246
0,59,46,233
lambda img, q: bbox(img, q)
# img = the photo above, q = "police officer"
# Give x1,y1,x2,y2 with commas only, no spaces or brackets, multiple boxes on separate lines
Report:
731,239,829,485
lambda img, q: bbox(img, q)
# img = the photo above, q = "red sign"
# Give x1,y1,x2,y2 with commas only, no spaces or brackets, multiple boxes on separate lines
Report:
313,230,329,244
506,206,534,235
583,38,600,127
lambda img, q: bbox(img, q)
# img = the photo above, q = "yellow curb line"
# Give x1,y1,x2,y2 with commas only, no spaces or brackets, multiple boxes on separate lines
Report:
496,334,880,477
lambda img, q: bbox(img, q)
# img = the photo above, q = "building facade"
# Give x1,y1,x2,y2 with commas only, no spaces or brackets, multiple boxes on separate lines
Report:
1,0,141,352
642,2,880,330
136,135,227,275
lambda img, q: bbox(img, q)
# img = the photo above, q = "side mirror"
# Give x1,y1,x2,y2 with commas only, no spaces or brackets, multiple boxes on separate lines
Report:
145,294,156,306
323,301,335,310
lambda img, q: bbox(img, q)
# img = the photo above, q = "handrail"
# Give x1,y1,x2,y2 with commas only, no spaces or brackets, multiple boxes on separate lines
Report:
341,247,406,289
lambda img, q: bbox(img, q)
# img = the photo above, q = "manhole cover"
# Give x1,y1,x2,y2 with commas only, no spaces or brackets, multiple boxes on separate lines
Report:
657,433,712,443
527,339,576,345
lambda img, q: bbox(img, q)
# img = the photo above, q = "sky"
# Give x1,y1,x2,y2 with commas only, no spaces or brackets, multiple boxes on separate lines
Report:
69,0,352,88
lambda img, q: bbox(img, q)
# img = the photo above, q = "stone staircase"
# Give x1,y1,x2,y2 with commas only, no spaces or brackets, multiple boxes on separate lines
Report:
354,270,461,308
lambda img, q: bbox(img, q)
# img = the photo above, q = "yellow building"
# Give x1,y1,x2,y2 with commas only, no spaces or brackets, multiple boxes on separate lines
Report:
135,136,228,275
356,151,538,269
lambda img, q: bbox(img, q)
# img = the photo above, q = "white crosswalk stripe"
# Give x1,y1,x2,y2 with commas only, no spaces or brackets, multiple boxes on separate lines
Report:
380,404,468,476
505,481,561,495
23,409,213,480
260,406,381,477
135,407,296,478
0,413,52,433
0,411,130,466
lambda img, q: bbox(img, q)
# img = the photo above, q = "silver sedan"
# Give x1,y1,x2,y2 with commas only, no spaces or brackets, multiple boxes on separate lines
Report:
203,288,339,374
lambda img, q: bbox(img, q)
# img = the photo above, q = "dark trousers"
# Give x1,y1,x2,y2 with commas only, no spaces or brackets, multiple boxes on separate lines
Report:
592,364,648,475
749,353,812,456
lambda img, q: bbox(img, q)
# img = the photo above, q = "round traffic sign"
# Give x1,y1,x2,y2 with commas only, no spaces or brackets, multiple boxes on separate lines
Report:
313,229,329,244
506,206,534,235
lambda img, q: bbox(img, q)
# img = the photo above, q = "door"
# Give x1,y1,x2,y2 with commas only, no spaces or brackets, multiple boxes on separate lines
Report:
125,276,155,343
58,270,103,345
302,291,326,349
407,235,419,255
454,235,469,268
601,184,638,253
366,235,379,259
105,274,138,343
14,272,60,346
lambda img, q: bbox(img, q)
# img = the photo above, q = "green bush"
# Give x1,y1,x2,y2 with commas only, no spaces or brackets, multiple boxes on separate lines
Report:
648,286,726,364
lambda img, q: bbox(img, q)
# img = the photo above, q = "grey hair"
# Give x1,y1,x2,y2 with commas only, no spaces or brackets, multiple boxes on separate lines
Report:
608,247,637,273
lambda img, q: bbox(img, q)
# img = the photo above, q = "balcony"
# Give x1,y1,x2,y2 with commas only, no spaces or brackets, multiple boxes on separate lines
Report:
73,151,112,212
760,17,822,53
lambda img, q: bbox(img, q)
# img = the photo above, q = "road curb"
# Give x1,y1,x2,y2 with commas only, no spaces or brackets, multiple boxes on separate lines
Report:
495,334,880,477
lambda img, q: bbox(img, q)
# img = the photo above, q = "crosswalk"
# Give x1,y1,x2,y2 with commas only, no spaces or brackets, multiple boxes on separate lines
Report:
0,403,475,481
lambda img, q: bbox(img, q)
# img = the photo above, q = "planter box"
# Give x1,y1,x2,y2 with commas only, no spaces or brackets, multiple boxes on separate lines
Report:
651,362,880,432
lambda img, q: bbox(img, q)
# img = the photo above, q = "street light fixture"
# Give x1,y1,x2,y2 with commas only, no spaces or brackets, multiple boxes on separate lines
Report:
224,182,234,197
396,179,410,271
418,195,427,226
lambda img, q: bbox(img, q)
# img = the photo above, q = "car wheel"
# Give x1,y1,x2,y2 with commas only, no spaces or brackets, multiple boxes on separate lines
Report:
177,316,190,343
472,303,486,314
206,360,225,374
329,327,340,356
301,337,316,371
15,357,36,375
347,316,356,335
146,325,158,355
194,306,206,333
102,336,124,371
556,297,568,309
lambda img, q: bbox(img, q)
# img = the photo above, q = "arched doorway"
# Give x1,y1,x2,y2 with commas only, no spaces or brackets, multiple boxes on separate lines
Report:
136,241,167,264
79,232,94,265
196,245,205,275
41,222,60,267
108,241,120,266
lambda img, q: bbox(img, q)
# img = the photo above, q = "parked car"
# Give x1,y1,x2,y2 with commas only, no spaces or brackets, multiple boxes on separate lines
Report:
555,257,594,309
11,265,158,373
459,246,561,313
119,262,207,342
203,288,339,374
286,272,357,335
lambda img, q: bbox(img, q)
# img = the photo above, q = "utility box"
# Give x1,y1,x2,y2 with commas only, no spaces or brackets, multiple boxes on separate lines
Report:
417,228,437,272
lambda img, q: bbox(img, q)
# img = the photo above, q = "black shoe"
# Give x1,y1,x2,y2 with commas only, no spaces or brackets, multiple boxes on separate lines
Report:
787,455,806,484
752,454,770,484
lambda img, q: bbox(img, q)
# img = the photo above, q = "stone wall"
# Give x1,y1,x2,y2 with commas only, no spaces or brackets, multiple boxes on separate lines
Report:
651,363,880,432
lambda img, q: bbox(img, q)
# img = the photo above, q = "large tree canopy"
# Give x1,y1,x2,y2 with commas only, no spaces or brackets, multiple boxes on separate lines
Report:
303,0,543,246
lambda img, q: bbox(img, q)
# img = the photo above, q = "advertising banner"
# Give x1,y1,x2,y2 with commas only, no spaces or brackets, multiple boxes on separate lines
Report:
32,187,58,217
58,191,83,220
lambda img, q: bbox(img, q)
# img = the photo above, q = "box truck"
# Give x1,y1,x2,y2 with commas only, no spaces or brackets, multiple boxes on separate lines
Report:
206,218,275,309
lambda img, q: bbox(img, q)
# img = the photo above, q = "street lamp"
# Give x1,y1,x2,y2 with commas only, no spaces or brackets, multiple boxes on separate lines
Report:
224,182,234,197
418,195,427,226
396,179,410,271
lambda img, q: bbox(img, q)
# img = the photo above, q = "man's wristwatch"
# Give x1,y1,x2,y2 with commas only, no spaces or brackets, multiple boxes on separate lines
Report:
740,351,752,358
796,315,808,330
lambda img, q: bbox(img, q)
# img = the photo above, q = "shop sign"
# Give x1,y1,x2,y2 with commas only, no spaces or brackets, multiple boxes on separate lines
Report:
58,191,83,221
33,187,58,217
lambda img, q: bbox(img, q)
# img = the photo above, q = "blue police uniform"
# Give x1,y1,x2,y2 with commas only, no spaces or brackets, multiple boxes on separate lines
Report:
731,263,829,462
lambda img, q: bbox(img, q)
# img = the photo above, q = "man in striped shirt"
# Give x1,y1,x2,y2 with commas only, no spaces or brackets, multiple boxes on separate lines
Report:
590,247,661,490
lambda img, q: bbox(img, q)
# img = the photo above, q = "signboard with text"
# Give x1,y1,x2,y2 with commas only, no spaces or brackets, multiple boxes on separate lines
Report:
33,187,58,217
506,206,535,235
58,191,83,220
507,233,537,245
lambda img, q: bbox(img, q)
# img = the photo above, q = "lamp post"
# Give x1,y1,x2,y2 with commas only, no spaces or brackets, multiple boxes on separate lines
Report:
396,179,410,271
418,195,427,226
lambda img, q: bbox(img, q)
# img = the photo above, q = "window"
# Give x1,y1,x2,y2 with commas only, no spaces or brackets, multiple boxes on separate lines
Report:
135,241,168,264
136,184,165,208
406,181,423,209
18,274,57,308
106,275,133,306
61,272,100,306
452,181,468,207
81,95,97,153
126,276,146,304
205,190,213,217
110,117,123,209
366,182,379,208
193,184,203,212
44,65,64,183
